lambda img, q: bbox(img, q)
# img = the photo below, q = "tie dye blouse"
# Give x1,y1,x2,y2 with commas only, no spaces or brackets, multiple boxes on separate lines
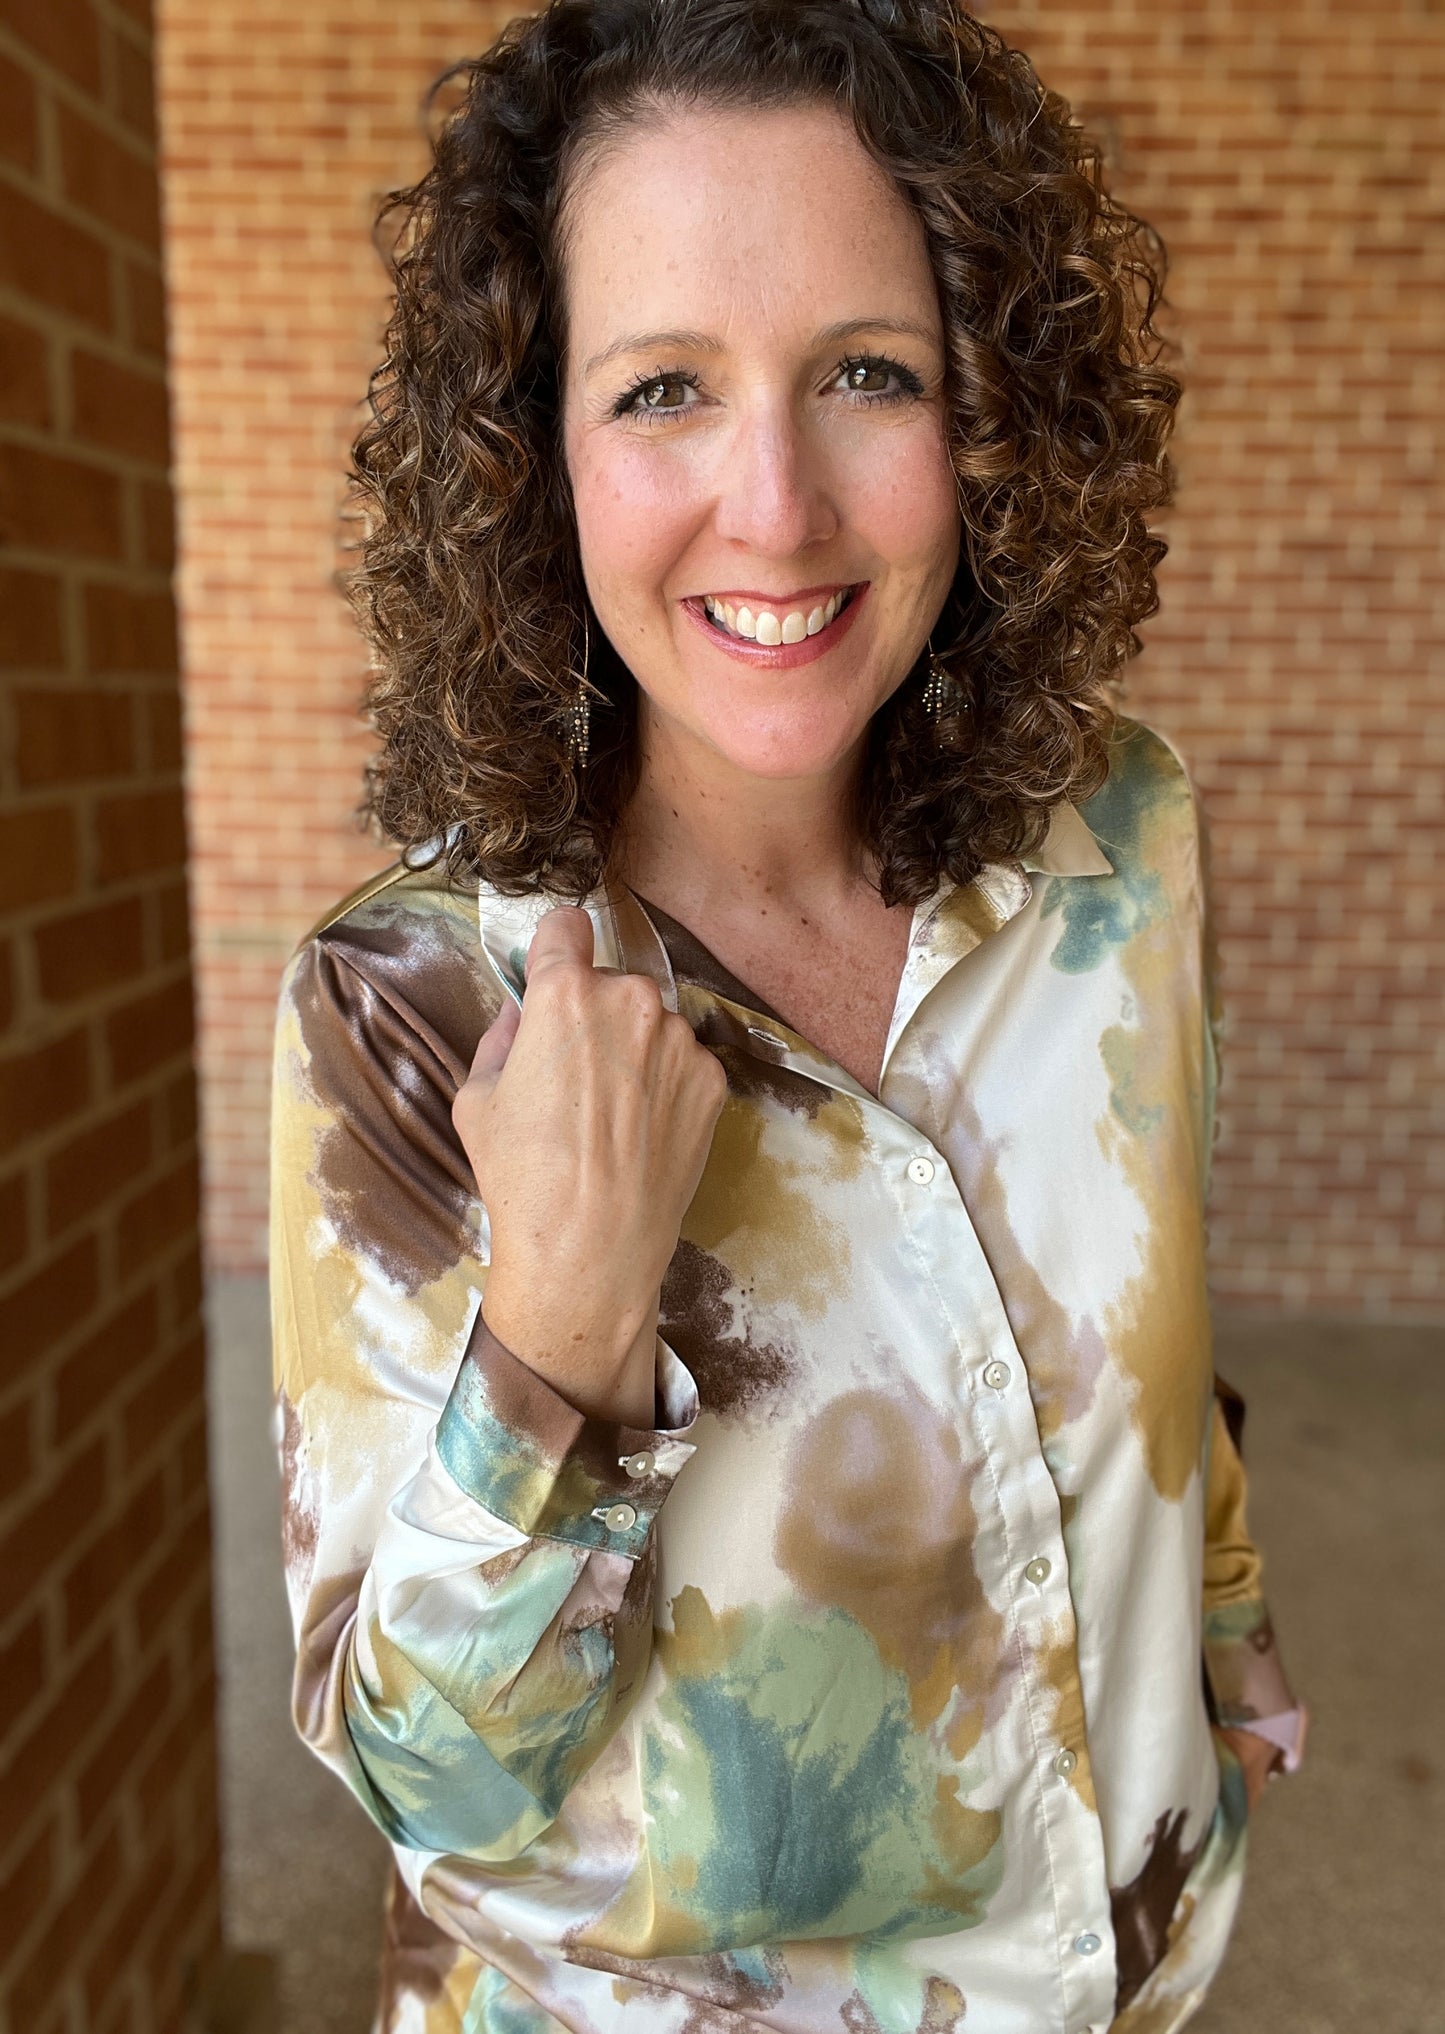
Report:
269,715,1300,2034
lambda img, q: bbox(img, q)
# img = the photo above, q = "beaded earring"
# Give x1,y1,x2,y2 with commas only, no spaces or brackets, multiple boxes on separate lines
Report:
565,607,591,770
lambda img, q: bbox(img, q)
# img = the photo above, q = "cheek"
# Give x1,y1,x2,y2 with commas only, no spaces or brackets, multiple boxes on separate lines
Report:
836,425,959,570
571,441,701,603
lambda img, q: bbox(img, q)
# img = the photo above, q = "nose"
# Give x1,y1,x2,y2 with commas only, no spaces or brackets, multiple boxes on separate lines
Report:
710,396,839,559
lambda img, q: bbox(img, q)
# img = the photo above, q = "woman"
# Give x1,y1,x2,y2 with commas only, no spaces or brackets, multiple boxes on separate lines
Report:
269,2,1305,2029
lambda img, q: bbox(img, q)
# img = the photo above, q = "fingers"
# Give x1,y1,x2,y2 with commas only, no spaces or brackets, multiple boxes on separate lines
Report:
524,905,596,984
466,995,520,1098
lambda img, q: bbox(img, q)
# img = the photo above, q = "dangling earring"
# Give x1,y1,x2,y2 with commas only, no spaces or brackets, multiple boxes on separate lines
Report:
565,607,591,770
921,636,950,722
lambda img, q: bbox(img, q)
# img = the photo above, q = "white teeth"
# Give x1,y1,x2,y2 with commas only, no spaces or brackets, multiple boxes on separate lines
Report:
702,588,852,642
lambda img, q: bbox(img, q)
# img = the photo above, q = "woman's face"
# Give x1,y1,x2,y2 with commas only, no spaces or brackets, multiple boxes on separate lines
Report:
558,99,961,786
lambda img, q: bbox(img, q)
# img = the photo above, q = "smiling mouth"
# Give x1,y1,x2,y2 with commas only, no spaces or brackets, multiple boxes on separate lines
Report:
701,585,861,645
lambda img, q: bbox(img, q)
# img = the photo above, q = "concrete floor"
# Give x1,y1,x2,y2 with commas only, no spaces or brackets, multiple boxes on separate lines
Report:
206,1280,1445,2034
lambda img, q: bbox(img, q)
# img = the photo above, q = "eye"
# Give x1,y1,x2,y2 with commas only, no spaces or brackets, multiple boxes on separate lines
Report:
612,369,701,422
834,352,926,404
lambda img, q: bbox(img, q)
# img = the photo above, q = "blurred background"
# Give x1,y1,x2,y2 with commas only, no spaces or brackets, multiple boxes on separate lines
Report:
1,0,1441,2029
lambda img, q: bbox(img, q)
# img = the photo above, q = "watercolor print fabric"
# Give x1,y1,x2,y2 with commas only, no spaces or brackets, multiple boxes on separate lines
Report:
269,717,1298,2034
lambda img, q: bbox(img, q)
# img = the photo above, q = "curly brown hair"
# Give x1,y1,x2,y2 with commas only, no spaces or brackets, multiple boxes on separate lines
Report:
346,0,1181,908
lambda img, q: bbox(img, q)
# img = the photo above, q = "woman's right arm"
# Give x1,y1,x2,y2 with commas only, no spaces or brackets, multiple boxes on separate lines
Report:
269,901,722,1861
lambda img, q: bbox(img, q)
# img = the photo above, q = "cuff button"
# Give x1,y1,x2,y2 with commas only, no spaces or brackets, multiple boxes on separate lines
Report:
594,1502,638,1533
620,1450,656,1477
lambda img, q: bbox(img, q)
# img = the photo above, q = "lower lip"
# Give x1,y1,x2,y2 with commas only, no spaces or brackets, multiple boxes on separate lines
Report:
681,585,869,668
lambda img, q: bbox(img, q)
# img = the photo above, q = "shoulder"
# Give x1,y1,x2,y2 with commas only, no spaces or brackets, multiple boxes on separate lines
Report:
1076,713,1207,894
277,854,502,1087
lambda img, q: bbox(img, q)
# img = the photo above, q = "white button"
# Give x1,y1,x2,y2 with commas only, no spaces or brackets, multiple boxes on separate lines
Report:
1073,1933,1102,1957
593,1502,637,1532
906,1156,935,1186
619,1451,655,1477
982,1360,1011,1391
1052,1747,1078,1778
1024,1556,1051,1585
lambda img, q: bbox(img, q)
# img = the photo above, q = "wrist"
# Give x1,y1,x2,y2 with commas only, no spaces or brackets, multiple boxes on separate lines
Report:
480,1269,659,1425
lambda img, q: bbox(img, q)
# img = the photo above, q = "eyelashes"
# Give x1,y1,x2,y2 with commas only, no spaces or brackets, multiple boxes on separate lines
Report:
609,351,927,425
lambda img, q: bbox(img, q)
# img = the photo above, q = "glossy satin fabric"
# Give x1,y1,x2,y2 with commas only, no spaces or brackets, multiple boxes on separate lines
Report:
269,717,1296,2034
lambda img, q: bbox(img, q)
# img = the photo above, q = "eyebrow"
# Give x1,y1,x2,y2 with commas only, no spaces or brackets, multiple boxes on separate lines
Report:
581,316,941,380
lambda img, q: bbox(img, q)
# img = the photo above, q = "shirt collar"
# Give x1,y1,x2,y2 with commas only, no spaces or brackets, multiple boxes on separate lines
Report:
476,799,1113,1096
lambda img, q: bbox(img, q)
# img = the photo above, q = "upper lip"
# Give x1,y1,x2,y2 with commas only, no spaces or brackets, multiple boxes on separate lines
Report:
692,581,862,607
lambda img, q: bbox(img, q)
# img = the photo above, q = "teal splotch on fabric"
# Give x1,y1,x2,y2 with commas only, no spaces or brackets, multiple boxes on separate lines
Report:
437,1360,654,1557
646,1601,1002,1951
1042,722,1189,974
344,1604,614,1858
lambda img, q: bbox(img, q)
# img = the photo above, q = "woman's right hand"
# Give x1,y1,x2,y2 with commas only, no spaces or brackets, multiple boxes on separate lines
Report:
452,904,728,1425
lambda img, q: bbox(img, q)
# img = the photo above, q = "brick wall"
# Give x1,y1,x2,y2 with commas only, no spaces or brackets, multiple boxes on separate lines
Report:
160,0,1443,1313
0,0,222,2029
155,0,510,1272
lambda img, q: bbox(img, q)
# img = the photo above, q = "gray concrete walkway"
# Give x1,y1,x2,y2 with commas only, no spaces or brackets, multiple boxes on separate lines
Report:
206,1280,1444,2033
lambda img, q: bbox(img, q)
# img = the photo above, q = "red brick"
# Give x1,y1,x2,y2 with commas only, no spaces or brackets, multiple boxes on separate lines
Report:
0,1609,48,1739
82,1834,173,2019
116,1151,201,1276
134,1509,211,1647
57,101,160,253
0,805,78,913
0,1027,93,1147
0,1816,57,1967
44,1096,154,1238
95,787,187,886
0,564,64,667
0,1434,107,1627
13,686,135,787
0,442,124,560
122,1327,205,1472
0,308,51,426
104,974,194,1087
51,1284,160,1443
124,257,168,362
0,0,103,95
0,932,13,1033
159,1065,197,1153
75,1651,172,1836
0,182,113,333
0,1386,36,1503
146,691,184,771
35,895,147,1005
70,350,170,466
83,581,177,674
137,479,174,568
115,31,157,145
0,1167,28,1275
7,1822,127,2031
0,49,37,173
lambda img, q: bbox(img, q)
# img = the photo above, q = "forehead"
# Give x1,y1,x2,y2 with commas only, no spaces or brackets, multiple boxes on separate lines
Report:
559,100,939,352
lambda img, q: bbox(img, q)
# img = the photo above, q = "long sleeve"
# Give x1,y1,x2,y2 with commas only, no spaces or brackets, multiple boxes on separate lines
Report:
1193,779,1306,1775
268,890,698,1863
1200,1384,1302,1766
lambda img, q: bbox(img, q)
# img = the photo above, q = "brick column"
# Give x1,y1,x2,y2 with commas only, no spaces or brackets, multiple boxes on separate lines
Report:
0,1,222,2028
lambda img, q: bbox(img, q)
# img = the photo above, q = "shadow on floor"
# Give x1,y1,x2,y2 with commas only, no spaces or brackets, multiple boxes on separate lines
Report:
206,1280,1444,2034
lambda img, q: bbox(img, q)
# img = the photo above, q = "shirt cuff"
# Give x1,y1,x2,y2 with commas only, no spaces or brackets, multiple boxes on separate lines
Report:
434,1310,698,1558
1227,1703,1309,1776
1203,1597,1298,1734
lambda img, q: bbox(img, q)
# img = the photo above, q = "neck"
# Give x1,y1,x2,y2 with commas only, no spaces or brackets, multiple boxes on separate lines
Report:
610,702,875,923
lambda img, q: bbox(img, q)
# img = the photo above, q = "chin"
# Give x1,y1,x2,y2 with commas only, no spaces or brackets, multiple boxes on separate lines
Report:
698,705,869,782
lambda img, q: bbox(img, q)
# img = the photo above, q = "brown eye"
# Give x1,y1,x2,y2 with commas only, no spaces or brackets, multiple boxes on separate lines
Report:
843,360,892,393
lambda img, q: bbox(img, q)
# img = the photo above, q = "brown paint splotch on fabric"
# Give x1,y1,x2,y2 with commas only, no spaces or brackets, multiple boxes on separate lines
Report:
1110,1807,1208,2011
659,1237,795,1420
774,1380,1009,1736
293,884,497,1297
277,1385,320,1592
